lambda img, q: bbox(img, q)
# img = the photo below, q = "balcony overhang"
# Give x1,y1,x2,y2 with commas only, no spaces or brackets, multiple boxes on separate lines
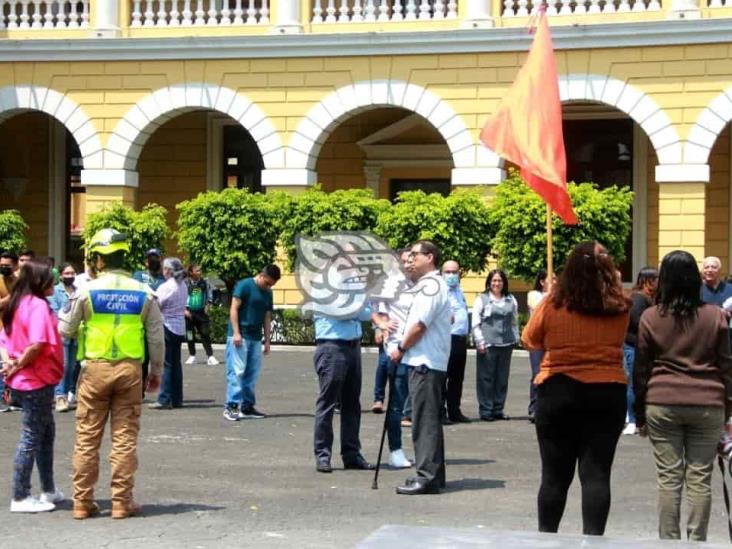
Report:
0,19,729,61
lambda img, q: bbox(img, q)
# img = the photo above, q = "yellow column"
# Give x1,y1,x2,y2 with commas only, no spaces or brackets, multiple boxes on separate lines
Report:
657,182,706,262
80,169,139,216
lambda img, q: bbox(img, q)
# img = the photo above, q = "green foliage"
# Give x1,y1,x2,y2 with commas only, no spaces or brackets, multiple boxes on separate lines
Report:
374,190,494,273
0,210,28,253
84,203,169,273
488,170,634,281
280,186,390,269
176,188,282,289
208,304,229,344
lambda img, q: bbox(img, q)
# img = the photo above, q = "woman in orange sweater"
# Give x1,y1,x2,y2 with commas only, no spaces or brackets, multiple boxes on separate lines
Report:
522,241,630,536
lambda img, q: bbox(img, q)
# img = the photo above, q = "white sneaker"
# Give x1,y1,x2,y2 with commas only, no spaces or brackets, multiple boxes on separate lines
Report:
39,488,64,504
10,496,55,513
67,392,76,405
623,422,637,435
185,355,197,365
388,449,413,468
207,355,219,366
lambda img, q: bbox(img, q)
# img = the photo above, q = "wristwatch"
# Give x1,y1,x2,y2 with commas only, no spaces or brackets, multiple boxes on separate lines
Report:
397,342,406,353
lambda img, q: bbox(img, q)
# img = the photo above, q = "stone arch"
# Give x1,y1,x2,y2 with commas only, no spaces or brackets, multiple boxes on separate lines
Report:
105,83,284,170
0,85,104,168
287,80,482,171
559,74,681,165
684,87,732,165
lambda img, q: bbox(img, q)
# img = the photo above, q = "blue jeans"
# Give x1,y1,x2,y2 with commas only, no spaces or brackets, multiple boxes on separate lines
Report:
373,347,389,402
11,385,56,500
528,350,545,416
225,337,263,410
55,337,78,398
387,362,409,451
158,327,185,407
623,344,636,423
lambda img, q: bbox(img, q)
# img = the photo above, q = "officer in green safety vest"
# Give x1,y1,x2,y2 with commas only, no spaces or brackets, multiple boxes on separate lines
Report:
59,228,164,520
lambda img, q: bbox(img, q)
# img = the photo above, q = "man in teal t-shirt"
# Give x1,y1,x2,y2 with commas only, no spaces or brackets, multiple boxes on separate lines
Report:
223,264,281,421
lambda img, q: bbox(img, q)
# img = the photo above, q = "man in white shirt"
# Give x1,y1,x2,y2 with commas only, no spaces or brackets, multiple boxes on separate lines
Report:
389,240,451,495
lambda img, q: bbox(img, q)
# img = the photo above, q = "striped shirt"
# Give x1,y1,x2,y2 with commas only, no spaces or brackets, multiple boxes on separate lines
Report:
155,278,188,336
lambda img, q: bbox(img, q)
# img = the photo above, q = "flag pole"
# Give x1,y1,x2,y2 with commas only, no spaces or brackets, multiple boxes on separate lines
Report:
546,203,554,282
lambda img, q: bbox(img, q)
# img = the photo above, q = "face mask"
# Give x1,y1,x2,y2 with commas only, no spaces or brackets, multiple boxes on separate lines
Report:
62,276,75,287
148,258,161,272
444,273,459,288
0,266,12,277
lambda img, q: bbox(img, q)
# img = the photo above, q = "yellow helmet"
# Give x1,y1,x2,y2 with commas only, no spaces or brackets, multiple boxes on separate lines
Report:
87,228,130,255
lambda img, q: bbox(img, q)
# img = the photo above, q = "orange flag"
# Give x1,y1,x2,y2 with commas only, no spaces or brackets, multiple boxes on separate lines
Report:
480,12,578,225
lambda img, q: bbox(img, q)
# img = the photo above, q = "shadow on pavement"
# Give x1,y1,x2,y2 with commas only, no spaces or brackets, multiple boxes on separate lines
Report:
444,478,506,492
141,502,226,516
446,458,496,466
267,413,315,419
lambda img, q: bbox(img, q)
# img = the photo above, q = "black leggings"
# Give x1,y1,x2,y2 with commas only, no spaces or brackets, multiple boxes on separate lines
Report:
535,375,626,535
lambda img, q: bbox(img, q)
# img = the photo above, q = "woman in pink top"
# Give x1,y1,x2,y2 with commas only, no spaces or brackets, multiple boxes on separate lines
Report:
0,261,64,513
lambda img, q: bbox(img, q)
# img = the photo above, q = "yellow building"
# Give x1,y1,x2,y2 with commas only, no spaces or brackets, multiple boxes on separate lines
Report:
0,0,731,305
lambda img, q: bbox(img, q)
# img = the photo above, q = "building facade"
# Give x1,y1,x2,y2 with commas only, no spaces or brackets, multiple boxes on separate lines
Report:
0,1,731,304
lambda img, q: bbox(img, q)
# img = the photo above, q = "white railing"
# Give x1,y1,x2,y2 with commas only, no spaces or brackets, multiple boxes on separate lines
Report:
0,0,88,29
130,0,269,26
503,0,659,15
311,0,457,22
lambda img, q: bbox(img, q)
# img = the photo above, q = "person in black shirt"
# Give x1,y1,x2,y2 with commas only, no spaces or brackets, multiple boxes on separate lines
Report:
184,264,218,366
622,266,658,435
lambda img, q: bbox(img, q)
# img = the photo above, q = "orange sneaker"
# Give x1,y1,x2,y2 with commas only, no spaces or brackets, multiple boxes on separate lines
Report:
111,500,141,519
72,501,100,520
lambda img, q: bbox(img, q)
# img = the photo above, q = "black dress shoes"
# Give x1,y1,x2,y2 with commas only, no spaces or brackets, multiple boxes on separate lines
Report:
493,413,510,421
343,455,375,470
396,477,440,495
316,460,332,473
449,412,471,423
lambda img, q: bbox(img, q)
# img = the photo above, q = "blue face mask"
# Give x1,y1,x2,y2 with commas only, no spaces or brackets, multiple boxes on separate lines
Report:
444,273,459,288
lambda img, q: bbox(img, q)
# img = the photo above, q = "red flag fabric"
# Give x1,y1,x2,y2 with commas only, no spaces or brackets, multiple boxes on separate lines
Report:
480,13,578,225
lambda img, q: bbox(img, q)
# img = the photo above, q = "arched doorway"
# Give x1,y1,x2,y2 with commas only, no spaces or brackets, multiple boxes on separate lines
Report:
314,106,454,199
0,112,85,267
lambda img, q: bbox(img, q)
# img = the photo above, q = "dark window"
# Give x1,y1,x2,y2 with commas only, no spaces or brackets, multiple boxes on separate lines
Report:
390,178,450,202
223,125,263,192
563,118,634,281
66,131,84,269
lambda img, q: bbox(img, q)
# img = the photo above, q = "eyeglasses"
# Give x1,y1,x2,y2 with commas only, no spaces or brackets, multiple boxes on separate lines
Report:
408,251,429,259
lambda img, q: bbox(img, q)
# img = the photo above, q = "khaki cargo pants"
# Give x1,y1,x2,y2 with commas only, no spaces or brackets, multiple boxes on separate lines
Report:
73,360,142,507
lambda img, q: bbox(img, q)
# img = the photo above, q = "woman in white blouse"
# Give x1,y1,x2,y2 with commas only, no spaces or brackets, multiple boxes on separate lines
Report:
527,269,549,422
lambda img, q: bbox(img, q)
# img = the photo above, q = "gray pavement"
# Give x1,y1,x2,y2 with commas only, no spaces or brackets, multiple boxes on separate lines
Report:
0,349,729,548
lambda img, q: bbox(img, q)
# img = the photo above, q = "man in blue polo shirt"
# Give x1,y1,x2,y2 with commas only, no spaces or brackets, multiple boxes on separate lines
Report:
313,306,375,473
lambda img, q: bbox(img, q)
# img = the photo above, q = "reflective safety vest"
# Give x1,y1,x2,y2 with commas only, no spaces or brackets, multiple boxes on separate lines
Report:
80,273,152,362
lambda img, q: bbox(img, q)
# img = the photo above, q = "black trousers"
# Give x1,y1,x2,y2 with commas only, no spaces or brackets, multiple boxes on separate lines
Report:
535,375,626,535
443,335,467,417
410,366,446,485
186,310,214,357
313,340,362,462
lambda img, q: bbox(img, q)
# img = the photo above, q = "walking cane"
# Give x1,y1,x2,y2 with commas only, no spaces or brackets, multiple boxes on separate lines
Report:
372,364,396,490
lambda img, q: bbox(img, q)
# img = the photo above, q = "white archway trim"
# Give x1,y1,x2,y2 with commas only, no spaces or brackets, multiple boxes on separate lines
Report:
287,80,479,172
559,74,682,166
684,88,732,165
105,83,285,171
0,85,104,169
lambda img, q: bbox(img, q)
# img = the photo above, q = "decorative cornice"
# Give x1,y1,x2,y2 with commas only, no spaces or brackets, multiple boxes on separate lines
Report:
0,19,729,61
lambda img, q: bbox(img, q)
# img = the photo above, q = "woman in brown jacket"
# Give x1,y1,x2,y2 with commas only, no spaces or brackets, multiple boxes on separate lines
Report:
522,241,630,536
634,250,732,542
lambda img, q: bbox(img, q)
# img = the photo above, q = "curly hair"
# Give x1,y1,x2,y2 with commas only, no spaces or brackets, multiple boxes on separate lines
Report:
551,241,630,316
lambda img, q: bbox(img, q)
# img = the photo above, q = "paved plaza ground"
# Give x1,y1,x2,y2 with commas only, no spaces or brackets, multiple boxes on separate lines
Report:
0,348,730,548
